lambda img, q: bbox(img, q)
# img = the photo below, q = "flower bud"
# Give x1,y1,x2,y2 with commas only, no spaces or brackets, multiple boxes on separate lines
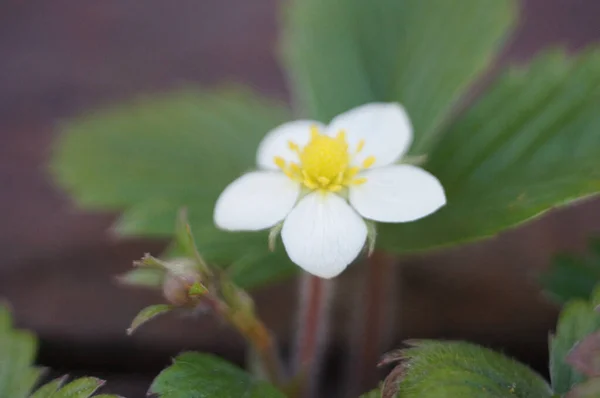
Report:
161,258,206,307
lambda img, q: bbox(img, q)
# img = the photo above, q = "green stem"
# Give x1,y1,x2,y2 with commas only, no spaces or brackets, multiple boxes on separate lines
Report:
207,296,285,386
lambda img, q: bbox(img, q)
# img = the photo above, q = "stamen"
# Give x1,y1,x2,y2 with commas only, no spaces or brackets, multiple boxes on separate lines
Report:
290,163,302,174
334,172,344,185
317,176,330,186
279,125,375,191
346,167,360,178
283,169,295,179
303,178,318,190
362,156,376,169
288,141,300,153
274,156,286,169
356,140,365,153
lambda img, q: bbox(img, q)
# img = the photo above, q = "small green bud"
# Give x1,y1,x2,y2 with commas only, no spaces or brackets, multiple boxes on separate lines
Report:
161,258,207,307
189,281,209,297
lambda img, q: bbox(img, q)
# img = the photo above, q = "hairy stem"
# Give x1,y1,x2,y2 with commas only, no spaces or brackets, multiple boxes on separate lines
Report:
346,252,397,396
207,297,285,386
293,273,335,398
242,317,285,386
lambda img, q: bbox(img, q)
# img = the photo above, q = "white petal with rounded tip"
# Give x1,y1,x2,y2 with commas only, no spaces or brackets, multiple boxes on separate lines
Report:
256,120,325,170
281,192,367,279
349,165,446,223
327,103,412,168
214,171,300,231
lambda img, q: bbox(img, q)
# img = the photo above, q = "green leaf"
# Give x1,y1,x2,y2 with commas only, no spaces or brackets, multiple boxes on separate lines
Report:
173,209,208,270
281,0,516,153
0,306,118,398
127,304,173,335
378,49,600,253
540,238,600,304
30,376,121,398
170,209,213,278
360,389,382,398
0,305,42,398
397,340,552,398
149,352,285,398
116,267,165,288
30,376,67,398
550,286,600,394
51,88,296,289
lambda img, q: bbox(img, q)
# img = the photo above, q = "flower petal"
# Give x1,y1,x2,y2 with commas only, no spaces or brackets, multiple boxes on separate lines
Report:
281,192,367,278
327,103,412,167
349,165,446,223
256,120,325,170
214,171,300,231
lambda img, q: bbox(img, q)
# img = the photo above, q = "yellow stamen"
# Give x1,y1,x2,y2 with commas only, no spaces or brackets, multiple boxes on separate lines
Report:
283,170,295,180
273,127,376,192
288,141,300,153
346,167,360,178
317,176,330,186
303,178,318,190
356,139,365,153
290,163,302,174
274,156,286,169
362,156,376,169
334,172,344,185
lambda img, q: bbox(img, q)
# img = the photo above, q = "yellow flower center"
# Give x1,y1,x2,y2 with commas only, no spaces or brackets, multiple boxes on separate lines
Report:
274,126,376,192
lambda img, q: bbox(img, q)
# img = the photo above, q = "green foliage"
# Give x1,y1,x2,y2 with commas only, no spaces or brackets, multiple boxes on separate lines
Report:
380,286,600,398
379,49,600,253
0,306,42,398
540,238,600,304
0,306,118,398
127,304,173,335
550,286,600,394
281,0,516,153
117,267,165,288
359,389,382,398
51,88,296,289
30,376,121,398
149,352,285,398
172,209,209,270
379,285,600,397
29,378,66,398
51,0,600,291
395,341,552,398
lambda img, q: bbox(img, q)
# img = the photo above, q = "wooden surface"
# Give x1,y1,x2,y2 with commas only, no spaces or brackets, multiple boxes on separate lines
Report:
1,0,600,396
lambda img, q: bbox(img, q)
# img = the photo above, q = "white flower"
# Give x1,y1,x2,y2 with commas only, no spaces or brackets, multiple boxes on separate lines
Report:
214,103,446,279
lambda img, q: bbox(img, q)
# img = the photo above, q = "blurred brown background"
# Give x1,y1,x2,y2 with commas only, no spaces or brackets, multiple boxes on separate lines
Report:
1,0,600,396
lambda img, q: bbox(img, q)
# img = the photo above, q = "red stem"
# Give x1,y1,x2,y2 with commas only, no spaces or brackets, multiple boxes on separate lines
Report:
293,273,334,398
346,252,397,396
